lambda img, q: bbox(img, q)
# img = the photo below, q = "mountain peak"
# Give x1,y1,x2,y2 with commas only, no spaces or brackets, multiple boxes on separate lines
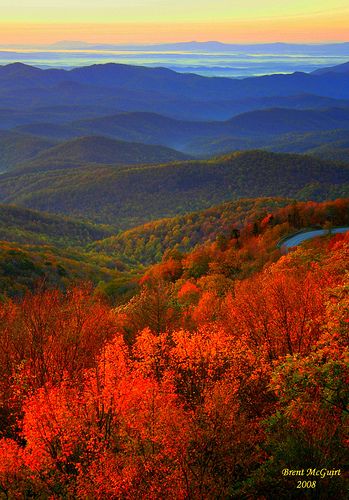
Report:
312,60,349,75
1,62,40,71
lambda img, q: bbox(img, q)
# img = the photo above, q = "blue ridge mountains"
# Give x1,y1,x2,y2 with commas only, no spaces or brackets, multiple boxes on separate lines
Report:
1,61,349,122
7,107,349,156
0,60,349,229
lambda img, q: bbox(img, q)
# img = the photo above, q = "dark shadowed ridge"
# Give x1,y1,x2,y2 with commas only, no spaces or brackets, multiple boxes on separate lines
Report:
1,62,349,100
0,150,348,226
312,61,349,75
11,135,191,172
0,203,113,246
11,107,349,153
0,130,55,171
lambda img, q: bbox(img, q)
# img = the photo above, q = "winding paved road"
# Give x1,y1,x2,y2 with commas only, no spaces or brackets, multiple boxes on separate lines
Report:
280,227,349,249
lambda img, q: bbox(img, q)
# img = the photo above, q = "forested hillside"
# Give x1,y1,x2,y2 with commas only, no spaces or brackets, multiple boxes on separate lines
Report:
0,240,127,299
92,197,291,264
0,151,348,226
191,129,349,157
0,204,113,245
1,197,348,299
12,136,189,172
0,131,55,172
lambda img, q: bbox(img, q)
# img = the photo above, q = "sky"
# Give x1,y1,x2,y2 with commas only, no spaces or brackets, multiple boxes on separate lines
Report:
1,0,349,45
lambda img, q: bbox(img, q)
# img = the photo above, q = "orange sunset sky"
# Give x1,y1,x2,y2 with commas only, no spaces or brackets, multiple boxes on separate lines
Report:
0,0,349,45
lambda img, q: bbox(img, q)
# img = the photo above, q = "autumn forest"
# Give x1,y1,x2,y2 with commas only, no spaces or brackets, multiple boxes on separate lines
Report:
0,197,347,498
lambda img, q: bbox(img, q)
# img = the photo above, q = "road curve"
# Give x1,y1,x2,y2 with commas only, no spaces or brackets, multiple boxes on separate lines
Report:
280,227,349,249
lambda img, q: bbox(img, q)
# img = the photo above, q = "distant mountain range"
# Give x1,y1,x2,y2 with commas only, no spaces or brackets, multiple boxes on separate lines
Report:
193,129,349,161
0,61,349,185
9,107,349,153
1,61,349,121
5,41,349,55
1,60,349,98
0,60,349,157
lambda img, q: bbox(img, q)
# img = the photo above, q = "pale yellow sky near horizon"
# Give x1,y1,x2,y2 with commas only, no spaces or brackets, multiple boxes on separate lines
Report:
1,0,349,44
